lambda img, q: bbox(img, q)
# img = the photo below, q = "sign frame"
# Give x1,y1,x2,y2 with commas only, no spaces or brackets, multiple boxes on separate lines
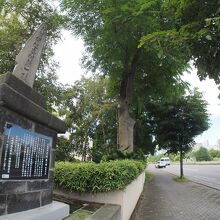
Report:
0,123,52,180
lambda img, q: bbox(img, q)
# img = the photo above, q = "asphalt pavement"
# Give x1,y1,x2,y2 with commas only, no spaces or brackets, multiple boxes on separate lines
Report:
166,164,220,190
130,165,220,220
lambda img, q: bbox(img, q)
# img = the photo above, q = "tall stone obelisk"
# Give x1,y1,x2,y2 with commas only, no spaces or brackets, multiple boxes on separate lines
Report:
0,23,69,219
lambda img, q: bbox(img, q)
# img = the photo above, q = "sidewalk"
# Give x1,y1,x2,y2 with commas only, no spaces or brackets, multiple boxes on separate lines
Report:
130,166,220,220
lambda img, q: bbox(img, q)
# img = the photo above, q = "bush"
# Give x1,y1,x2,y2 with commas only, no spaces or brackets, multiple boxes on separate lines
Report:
55,160,145,193
101,148,147,162
91,146,147,163
209,149,220,158
194,147,212,161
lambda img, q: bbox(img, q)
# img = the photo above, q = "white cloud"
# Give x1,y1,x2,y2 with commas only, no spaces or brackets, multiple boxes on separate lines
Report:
182,66,220,145
182,66,220,117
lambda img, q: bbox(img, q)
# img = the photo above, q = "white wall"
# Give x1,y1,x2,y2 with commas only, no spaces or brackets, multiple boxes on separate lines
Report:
55,172,145,220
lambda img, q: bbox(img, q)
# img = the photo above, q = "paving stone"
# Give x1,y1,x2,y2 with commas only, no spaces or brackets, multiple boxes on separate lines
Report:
131,166,220,220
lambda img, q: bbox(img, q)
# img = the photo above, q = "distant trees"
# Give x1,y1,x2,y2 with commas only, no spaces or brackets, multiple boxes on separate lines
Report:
55,136,74,162
58,76,118,161
209,149,220,158
194,147,212,161
192,148,220,161
148,148,220,165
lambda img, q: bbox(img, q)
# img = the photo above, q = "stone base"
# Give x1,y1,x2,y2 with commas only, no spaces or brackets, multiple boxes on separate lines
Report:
0,201,69,220
0,73,66,216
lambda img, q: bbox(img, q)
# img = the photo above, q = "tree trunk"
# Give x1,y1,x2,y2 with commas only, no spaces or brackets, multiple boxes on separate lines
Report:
180,147,184,178
118,50,140,153
82,132,88,161
118,100,135,152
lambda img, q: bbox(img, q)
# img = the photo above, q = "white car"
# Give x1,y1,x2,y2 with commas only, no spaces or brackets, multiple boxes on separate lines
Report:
155,160,166,168
160,157,171,166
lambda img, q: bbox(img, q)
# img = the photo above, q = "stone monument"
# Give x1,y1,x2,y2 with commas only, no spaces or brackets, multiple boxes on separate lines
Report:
0,23,69,219
12,23,47,88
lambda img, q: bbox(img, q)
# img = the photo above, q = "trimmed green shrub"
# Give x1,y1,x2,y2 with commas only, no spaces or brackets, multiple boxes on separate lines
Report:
55,160,145,193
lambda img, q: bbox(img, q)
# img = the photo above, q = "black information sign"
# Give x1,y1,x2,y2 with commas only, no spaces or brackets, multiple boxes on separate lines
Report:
0,123,52,180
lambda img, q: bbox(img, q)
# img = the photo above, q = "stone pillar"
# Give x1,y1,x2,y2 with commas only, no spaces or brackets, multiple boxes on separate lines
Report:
0,74,66,216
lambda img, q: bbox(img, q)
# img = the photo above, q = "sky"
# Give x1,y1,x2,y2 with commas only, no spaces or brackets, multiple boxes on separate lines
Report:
54,30,220,146
182,71,220,145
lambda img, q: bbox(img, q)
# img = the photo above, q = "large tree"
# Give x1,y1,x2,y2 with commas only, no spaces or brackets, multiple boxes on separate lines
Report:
150,90,209,178
62,0,188,152
57,74,185,161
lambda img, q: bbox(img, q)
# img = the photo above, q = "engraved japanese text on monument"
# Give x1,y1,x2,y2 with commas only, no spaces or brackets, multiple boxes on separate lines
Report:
0,123,52,179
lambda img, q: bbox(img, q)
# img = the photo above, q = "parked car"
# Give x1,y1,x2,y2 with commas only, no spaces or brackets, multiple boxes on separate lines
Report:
160,157,171,166
155,160,166,168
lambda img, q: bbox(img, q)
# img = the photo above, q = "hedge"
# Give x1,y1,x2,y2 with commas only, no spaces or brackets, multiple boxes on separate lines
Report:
54,160,145,193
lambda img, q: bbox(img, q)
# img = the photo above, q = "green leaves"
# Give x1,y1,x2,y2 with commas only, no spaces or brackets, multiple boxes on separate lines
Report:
58,76,118,160
62,0,193,152
140,0,220,83
150,89,209,154
139,29,178,48
54,160,145,193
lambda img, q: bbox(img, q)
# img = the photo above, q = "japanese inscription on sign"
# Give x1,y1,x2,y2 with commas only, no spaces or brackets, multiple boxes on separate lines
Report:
0,123,52,179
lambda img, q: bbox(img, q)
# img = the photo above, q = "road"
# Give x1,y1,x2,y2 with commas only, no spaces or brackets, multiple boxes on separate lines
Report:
164,164,220,190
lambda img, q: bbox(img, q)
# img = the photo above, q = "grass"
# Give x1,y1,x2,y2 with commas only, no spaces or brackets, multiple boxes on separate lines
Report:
64,209,93,220
173,177,190,182
213,158,220,161
145,170,153,183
